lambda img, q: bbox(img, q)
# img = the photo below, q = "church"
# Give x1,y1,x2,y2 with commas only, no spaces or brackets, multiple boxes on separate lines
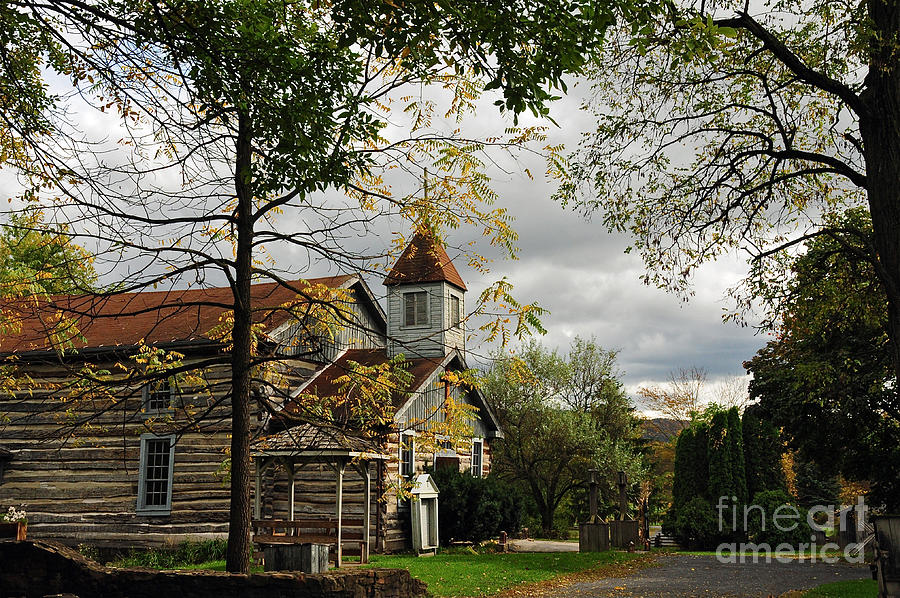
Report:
0,232,501,554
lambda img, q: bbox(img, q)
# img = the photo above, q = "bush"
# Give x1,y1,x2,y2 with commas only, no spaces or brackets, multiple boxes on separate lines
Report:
746,490,811,548
670,497,718,549
429,467,523,545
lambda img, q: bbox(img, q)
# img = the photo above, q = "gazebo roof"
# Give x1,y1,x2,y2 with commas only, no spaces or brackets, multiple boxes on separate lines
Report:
251,424,389,462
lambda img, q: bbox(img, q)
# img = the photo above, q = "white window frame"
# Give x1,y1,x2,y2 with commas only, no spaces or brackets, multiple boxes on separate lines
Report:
142,378,176,415
399,432,415,478
450,295,461,329
137,433,175,515
402,291,429,327
470,438,483,478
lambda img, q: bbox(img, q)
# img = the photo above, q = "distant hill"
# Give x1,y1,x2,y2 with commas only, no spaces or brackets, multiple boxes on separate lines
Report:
640,418,687,442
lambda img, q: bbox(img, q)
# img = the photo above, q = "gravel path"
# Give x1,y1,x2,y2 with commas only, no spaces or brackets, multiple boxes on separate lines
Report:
544,554,871,597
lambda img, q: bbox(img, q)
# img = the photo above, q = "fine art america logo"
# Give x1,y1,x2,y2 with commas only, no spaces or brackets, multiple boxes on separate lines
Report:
714,495,868,564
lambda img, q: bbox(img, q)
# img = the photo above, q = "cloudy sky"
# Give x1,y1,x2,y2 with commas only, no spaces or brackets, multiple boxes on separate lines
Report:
0,71,767,407
407,82,767,401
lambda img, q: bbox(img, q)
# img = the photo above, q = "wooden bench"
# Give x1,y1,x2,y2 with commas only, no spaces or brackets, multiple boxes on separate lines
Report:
252,518,368,565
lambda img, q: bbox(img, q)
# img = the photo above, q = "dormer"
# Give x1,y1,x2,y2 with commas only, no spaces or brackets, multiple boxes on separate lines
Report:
384,232,466,359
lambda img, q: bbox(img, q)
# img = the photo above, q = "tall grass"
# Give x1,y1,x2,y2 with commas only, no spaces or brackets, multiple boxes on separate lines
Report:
112,539,228,569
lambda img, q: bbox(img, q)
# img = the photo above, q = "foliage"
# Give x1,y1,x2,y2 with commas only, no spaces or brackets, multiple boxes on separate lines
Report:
429,466,523,545
746,490,811,548
741,404,785,500
670,406,751,541
563,0,900,481
0,211,97,298
112,539,228,569
672,426,709,512
637,367,706,432
745,209,900,510
793,461,840,510
644,437,676,521
726,408,747,507
365,550,645,598
482,338,646,534
706,411,734,510
669,497,717,550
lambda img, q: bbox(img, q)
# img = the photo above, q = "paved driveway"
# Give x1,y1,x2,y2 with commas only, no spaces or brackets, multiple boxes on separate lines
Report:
542,554,871,597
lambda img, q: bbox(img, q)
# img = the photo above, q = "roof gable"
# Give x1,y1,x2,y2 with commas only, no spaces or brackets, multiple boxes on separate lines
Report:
289,348,502,437
291,348,445,411
384,232,467,291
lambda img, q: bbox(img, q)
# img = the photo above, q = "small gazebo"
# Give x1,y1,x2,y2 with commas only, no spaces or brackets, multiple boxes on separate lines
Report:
250,424,389,567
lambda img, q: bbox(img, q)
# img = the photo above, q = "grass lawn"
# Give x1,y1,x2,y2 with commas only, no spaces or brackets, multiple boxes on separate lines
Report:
162,560,264,573
365,550,644,597
801,578,877,598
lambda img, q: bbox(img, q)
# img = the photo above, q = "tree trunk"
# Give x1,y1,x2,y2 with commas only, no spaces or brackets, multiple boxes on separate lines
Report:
860,0,900,392
541,504,555,537
225,111,254,574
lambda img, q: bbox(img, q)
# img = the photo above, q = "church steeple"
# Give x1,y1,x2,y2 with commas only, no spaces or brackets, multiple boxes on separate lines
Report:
384,232,466,359
384,232,467,291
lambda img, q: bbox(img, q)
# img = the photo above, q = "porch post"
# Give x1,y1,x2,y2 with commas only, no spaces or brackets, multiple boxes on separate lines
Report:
288,462,295,522
335,461,345,567
362,462,371,564
253,457,262,520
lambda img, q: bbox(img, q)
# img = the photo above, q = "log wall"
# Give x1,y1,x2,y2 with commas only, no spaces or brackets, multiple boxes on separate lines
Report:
1,356,494,552
0,359,267,549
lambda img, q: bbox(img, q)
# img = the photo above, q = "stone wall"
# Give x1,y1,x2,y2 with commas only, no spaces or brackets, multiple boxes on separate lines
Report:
0,540,427,598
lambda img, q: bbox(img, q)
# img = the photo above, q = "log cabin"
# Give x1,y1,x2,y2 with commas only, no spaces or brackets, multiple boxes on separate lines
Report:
0,233,501,553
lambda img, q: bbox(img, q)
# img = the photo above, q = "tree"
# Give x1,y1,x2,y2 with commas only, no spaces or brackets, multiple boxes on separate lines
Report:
0,210,97,297
793,460,840,510
1,0,636,572
747,489,810,547
672,427,704,511
726,407,747,507
745,208,900,509
637,367,705,434
741,403,785,500
563,0,900,390
706,411,734,509
669,406,747,540
638,367,749,440
482,339,645,534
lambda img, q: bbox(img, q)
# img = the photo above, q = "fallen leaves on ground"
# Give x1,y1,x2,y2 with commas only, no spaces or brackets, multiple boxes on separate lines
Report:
493,553,659,598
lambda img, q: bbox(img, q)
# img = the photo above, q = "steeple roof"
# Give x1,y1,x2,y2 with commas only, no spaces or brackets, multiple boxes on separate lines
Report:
384,232,467,291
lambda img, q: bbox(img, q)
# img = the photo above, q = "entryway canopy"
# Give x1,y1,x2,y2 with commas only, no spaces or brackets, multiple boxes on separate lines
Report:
250,424,391,567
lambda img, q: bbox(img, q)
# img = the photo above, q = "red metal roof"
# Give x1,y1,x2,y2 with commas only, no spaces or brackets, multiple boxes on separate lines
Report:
292,348,445,410
384,232,467,290
0,276,354,354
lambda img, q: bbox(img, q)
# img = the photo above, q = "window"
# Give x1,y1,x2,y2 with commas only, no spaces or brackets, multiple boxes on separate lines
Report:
433,438,460,470
450,295,461,329
399,433,415,478
143,378,175,413
470,439,483,477
403,291,428,327
137,434,175,515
